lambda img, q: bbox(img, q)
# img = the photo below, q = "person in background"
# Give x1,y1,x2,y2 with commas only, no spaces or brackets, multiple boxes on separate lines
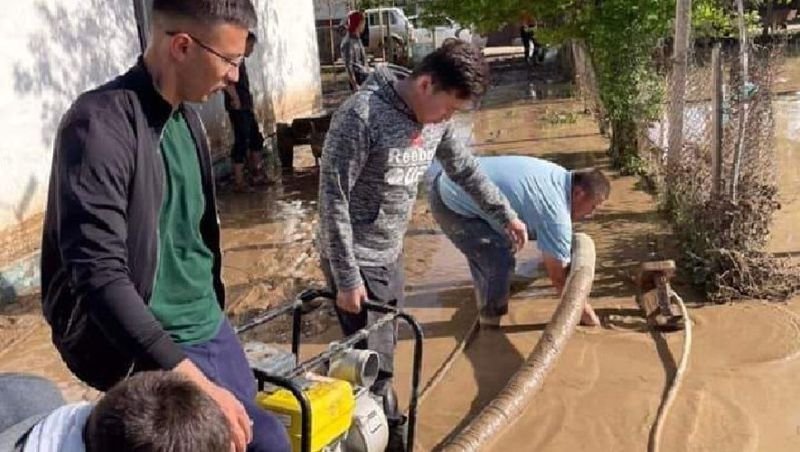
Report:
341,10,369,91
520,17,535,64
224,31,268,192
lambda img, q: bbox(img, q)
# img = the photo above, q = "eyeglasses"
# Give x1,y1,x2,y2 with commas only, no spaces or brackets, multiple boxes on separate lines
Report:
165,31,244,69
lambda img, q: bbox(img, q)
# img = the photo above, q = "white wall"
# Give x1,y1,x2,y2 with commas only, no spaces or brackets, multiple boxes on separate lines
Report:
252,0,323,129
204,0,324,158
0,0,322,234
0,0,140,232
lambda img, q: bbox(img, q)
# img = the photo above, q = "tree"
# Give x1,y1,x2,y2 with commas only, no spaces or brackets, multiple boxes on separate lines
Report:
423,0,765,173
423,0,672,172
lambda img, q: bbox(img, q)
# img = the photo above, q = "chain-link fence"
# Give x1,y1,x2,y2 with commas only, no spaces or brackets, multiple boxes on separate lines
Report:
641,34,800,300
569,40,606,132
568,13,800,300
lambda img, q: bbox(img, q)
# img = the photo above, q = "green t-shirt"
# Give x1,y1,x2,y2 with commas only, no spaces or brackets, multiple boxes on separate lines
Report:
149,111,222,344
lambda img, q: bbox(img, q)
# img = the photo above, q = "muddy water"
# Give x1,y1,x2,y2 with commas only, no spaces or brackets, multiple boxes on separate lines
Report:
769,56,800,257
767,94,800,255
218,168,321,316
483,301,800,452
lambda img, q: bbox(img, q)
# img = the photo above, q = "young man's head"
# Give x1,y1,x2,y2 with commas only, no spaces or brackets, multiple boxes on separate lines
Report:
146,0,258,104
571,168,610,220
347,11,366,36
84,371,231,452
402,39,490,124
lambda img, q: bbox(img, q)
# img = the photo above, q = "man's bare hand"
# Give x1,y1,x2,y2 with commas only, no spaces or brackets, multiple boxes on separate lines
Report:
174,359,252,452
505,219,528,253
205,382,252,452
337,285,367,313
580,303,601,327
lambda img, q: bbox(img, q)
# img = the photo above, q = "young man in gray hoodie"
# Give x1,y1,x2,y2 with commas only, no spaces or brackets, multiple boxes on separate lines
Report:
317,39,528,448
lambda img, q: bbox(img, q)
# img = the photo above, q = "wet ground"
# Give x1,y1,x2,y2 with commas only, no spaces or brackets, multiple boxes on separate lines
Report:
1,54,800,451
767,93,800,255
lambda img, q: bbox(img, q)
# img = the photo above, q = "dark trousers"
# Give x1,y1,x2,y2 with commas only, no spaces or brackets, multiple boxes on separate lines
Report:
229,110,264,165
182,321,291,452
521,33,533,62
320,257,404,419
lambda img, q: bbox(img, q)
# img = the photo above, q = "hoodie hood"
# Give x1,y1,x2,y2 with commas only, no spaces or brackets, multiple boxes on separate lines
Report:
360,65,416,121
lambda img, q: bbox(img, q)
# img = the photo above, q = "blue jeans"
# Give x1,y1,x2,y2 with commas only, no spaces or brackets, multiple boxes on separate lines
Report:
429,175,515,317
182,321,291,452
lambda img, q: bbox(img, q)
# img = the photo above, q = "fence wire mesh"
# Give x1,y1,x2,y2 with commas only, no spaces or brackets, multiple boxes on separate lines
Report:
570,23,800,300
648,37,799,301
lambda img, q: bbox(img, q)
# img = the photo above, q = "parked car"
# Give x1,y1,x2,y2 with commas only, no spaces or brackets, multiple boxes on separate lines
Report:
338,7,414,64
408,15,487,62
366,7,414,64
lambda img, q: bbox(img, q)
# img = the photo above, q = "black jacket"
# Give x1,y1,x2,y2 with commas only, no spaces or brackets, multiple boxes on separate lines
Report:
40,58,225,390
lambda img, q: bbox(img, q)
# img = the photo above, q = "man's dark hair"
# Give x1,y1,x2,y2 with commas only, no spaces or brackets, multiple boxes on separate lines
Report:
573,168,611,200
84,371,231,452
411,39,490,100
152,0,258,30
247,31,258,45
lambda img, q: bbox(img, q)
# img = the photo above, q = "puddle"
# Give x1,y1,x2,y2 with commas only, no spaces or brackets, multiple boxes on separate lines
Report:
768,92,800,256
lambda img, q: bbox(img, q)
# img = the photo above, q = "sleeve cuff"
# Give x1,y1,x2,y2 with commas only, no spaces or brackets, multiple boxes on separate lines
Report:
147,333,187,370
335,268,363,291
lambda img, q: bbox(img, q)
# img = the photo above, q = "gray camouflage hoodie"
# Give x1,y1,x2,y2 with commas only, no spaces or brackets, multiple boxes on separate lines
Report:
318,66,517,290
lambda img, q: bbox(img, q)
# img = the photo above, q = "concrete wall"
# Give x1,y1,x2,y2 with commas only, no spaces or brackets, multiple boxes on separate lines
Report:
0,0,141,236
255,0,323,129
0,0,322,236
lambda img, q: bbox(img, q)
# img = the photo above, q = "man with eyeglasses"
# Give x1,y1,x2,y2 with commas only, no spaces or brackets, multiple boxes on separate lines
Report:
40,1,290,452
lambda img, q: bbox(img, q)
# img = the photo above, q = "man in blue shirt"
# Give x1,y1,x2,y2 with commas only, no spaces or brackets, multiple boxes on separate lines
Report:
429,155,610,327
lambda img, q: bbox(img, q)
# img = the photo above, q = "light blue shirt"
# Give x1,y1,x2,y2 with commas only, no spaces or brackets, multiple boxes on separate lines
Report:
23,402,92,452
436,156,573,263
